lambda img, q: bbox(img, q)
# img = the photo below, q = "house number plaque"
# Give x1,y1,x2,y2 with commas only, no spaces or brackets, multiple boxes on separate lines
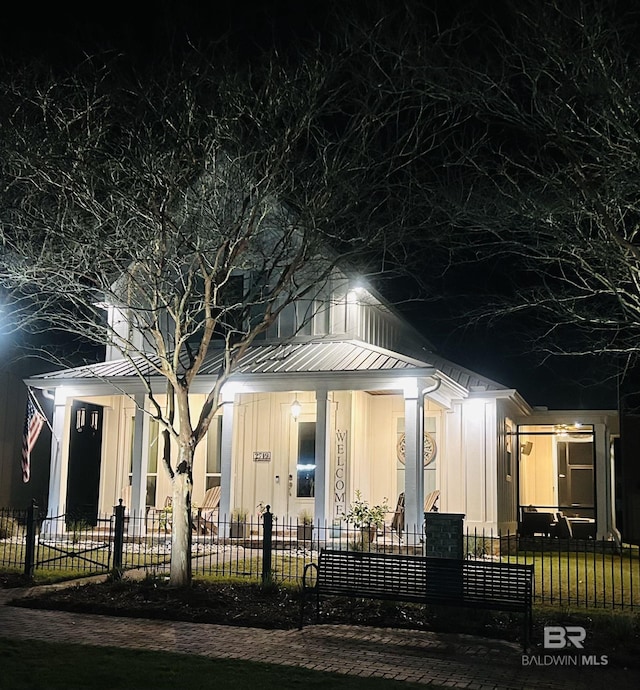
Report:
253,451,272,462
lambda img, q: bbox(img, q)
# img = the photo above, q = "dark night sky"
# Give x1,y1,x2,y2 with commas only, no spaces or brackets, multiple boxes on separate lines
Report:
0,1,618,410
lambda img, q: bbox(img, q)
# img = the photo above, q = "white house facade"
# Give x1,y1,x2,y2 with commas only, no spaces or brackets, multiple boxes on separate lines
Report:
24,277,620,541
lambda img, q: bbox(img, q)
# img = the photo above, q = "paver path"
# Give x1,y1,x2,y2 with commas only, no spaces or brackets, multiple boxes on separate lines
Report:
0,588,633,688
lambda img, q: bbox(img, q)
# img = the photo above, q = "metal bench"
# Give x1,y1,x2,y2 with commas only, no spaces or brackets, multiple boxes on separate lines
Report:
301,548,534,650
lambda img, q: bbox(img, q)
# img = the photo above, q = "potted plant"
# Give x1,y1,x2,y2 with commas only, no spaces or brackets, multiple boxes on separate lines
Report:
230,508,247,539
345,491,390,548
297,510,314,541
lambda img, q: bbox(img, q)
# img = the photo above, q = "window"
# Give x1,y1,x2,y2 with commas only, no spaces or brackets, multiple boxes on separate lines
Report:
557,438,594,512
206,416,222,490
314,298,330,335
128,415,159,507
295,300,314,336
505,418,513,480
146,419,159,507
297,421,316,498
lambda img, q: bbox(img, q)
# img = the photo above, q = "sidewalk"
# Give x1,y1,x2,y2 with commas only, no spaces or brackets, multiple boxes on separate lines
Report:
0,583,631,689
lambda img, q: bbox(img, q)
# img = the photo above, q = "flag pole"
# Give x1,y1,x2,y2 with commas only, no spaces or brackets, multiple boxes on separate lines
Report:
27,386,54,435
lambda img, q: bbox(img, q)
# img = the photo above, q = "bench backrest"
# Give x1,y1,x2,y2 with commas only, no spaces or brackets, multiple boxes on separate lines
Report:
315,549,533,610
425,557,533,610
317,549,428,601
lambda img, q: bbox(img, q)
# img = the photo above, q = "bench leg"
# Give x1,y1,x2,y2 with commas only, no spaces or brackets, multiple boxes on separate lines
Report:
523,605,532,653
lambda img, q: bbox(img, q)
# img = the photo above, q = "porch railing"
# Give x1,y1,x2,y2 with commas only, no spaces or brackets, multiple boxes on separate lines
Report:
1,503,639,610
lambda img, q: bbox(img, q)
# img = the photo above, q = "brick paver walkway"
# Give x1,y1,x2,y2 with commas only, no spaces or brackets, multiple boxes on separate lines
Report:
0,586,633,689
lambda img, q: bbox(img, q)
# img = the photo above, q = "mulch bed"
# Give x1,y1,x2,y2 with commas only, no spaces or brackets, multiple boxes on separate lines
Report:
7,576,531,635
4,576,640,667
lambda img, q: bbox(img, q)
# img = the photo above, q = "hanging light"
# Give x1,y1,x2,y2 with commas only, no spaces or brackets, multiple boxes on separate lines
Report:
291,396,302,420
76,407,86,432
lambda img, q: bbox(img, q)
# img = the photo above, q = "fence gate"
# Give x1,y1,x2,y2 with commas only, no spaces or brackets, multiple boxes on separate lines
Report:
25,502,114,577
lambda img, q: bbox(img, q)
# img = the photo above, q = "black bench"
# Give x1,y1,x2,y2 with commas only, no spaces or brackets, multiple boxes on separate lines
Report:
301,548,534,650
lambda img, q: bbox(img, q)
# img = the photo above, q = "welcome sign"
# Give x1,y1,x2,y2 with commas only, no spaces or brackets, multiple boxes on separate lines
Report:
334,430,347,517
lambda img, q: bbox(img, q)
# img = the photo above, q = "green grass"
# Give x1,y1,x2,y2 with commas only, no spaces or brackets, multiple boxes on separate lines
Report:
502,550,640,608
189,551,311,583
0,566,101,586
0,637,435,690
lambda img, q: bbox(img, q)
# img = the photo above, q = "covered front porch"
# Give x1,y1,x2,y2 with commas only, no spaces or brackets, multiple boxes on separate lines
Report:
29,341,468,536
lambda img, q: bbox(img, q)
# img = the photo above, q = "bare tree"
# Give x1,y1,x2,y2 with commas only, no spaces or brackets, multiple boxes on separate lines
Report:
398,1,640,375
0,40,428,584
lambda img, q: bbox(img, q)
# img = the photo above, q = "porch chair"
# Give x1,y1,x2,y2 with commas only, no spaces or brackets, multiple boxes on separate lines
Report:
424,489,440,513
554,514,573,539
390,489,440,539
390,492,405,536
197,485,221,536
519,508,556,537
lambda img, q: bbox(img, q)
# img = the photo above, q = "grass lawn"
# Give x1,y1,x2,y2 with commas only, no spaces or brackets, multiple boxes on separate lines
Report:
0,637,434,690
503,550,640,608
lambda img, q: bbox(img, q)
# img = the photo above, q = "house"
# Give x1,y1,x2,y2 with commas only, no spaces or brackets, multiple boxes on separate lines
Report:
23,272,620,541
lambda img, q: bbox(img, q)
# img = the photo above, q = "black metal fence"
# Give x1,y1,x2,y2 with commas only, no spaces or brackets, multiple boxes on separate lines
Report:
0,502,114,578
1,503,639,610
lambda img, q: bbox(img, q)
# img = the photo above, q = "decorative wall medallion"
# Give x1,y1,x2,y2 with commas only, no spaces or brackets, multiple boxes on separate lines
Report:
397,431,437,466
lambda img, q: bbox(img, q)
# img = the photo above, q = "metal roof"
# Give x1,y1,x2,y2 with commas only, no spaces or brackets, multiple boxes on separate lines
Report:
30,339,507,392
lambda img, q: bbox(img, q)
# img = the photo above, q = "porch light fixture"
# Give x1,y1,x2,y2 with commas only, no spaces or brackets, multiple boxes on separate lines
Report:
291,397,302,420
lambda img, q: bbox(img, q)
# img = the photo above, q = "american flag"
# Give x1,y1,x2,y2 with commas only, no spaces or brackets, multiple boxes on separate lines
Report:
22,397,45,483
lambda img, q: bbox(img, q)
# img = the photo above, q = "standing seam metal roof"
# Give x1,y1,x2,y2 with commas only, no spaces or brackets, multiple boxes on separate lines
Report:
31,339,507,392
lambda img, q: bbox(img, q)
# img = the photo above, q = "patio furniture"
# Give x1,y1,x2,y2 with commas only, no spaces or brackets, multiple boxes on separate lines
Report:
519,509,556,537
568,518,596,540
424,489,440,513
554,514,573,539
390,492,405,535
196,485,221,535
390,489,440,538
301,548,534,651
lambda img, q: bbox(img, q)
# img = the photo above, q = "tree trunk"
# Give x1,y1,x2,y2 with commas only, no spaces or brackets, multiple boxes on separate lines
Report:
169,446,193,586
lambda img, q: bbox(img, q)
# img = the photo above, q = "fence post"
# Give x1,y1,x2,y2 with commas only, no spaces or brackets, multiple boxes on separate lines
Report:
112,499,125,579
24,499,38,580
261,505,273,584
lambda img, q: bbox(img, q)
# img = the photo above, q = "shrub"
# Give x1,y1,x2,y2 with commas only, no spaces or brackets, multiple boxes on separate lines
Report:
345,490,389,529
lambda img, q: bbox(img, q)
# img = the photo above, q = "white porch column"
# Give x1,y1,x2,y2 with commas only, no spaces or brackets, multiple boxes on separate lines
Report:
219,390,235,522
404,382,424,535
594,423,613,540
314,387,331,525
130,395,150,525
46,391,68,517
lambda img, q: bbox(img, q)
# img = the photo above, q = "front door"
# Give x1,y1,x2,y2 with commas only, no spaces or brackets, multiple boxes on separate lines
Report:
288,414,316,520
66,401,104,525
